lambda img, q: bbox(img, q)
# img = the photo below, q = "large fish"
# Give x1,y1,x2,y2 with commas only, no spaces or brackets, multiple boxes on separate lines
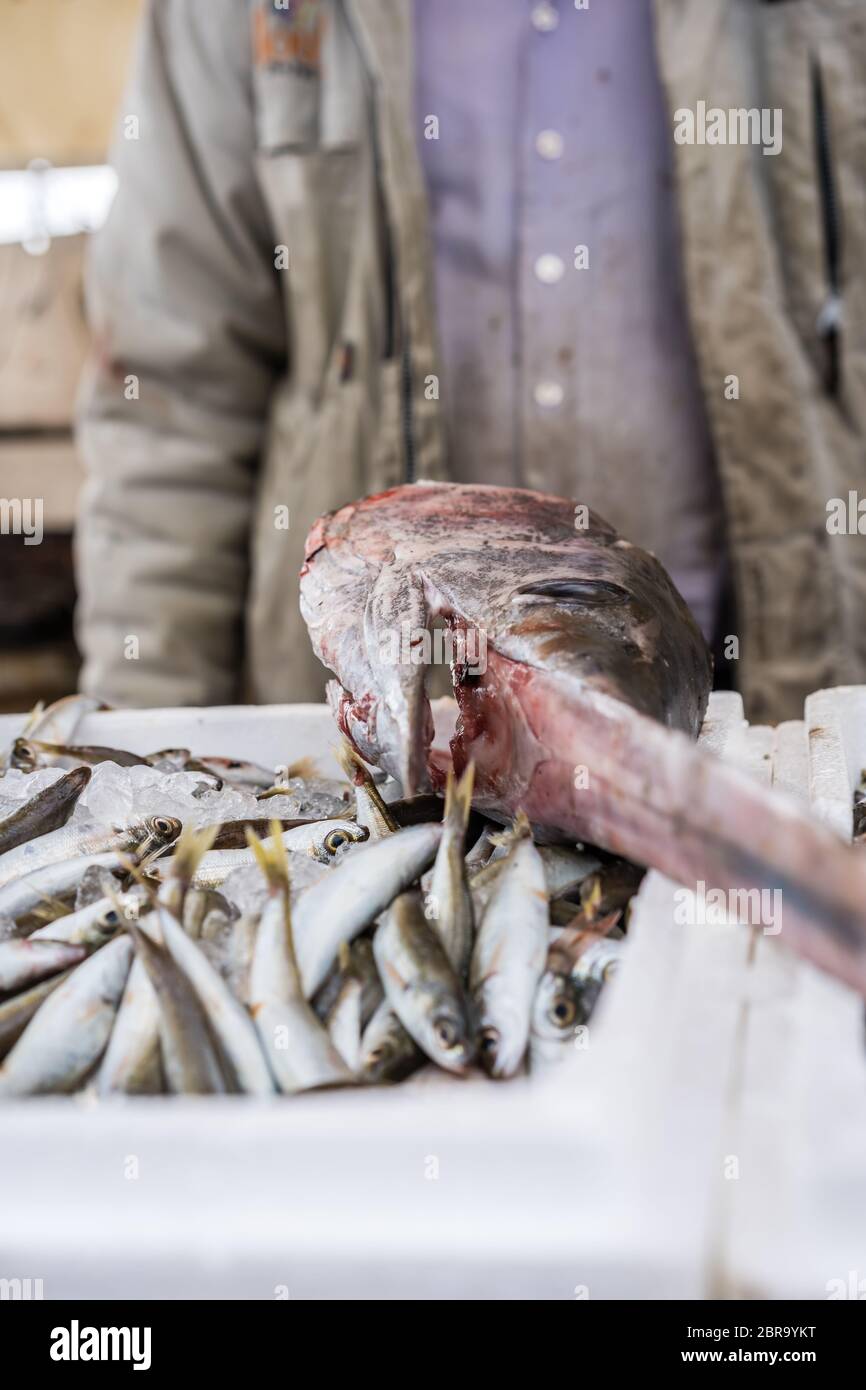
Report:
300,482,866,997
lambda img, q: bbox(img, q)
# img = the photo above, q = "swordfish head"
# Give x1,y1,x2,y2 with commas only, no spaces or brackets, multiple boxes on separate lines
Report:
301,485,866,1005
299,482,712,810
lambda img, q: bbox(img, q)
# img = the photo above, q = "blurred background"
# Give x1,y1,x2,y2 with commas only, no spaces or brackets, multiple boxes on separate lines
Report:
0,0,140,710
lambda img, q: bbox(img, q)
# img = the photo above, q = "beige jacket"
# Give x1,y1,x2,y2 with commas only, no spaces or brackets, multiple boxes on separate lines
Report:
76,0,866,724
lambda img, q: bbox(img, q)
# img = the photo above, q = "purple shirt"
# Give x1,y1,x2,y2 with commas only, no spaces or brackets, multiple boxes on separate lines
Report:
413,0,726,641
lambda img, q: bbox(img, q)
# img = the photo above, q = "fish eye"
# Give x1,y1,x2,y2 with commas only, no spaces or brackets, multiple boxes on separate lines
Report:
551,997,577,1028
478,1026,499,1053
324,829,350,854
103,910,119,927
152,816,175,836
434,1016,460,1049
513,579,630,606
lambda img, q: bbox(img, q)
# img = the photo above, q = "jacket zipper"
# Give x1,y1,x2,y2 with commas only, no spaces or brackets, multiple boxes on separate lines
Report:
342,1,416,483
811,56,843,395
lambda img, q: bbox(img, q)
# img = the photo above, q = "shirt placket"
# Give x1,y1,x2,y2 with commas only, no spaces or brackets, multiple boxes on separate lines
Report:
519,0,580,492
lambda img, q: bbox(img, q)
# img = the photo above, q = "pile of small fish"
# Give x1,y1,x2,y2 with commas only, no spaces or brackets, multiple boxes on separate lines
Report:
0,697,637,1097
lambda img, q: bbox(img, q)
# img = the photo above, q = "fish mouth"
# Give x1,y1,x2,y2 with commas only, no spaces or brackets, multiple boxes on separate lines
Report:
477,1025,502,1077
430,1014,473,1073
362,1045,393,1082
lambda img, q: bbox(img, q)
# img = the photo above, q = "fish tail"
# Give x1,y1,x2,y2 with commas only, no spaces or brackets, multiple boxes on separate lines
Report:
245,821,292,896
21,700,45,735
334,736,369,787
247,823,301,970
29,896,75,923
335,737,398,833
489,809,533,851
444,762,475,834
167,822,220,884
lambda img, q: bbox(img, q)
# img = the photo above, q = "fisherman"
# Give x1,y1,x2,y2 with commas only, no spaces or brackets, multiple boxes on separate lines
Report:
75,0,866,723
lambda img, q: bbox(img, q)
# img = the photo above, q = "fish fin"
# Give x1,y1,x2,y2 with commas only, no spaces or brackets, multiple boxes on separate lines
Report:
581,876,604,922
124,917,165,973
118,850,157,894
167,822,220,885
283,755,319,781
28,896,75,922
255,786,287,801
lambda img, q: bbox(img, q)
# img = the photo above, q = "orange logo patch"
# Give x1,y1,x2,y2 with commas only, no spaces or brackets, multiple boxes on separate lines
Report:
253,0,325,76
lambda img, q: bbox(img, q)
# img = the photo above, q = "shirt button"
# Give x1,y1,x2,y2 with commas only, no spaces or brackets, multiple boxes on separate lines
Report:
534,380,564,408
535,129,564,160
530,2,559,33
534,253,565,284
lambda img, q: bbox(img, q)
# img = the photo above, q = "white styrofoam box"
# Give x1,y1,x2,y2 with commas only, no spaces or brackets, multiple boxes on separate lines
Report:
0,694,712,1300
0,690,864,1300
0,704,342,776
805,686,863,839
0,699,462,783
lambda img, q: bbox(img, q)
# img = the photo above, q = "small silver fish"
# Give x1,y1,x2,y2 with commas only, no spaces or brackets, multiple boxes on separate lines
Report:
28,889,143,947
0,852,125,925
373,890,474,1074
156,904,274,1096
184,819,367,888
10,738,148,772
325,945,364,1072
187,755,276,789
127,916,227,1095
96,954,162,1096
0,767,92,855
426,765,475,977
0,934,133,1095
0,937,87,993
470,815,549,1078
246,828,353,1094
0,969,74,1061
293,822,444,997
0,815,180,891
359,1000,424,1084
